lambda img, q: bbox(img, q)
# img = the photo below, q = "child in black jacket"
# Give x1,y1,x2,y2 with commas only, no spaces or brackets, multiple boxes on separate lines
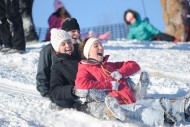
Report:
49,28,83,110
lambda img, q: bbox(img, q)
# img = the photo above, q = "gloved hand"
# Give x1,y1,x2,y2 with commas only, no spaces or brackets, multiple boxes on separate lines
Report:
72,86,79,97
73,101,87,112
110,71,122,80
111,81,120,90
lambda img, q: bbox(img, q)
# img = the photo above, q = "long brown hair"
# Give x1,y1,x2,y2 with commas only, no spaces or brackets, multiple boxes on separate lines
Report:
53,8,71,18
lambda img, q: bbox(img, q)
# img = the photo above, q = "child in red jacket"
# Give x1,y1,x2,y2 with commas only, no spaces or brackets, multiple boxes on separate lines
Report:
75,37,144,120
74,38,190,126
75,37,141,104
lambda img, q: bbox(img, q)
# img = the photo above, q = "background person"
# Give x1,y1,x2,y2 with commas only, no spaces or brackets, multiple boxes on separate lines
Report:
124,9,177,42
45,0,71,41
0,0,25,54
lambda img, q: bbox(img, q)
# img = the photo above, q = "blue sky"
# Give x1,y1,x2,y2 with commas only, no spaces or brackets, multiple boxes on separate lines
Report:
33,0,165,32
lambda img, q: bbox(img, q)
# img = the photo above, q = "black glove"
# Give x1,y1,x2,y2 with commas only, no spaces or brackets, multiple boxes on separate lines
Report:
71,86,78,98
73,101,88,113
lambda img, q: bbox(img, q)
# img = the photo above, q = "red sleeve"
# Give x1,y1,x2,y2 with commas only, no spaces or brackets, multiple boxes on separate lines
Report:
75,65,112,90
118,61,141,77
107,61,124,70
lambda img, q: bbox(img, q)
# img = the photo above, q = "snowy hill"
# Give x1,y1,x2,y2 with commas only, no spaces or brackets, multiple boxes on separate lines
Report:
0,40,190,127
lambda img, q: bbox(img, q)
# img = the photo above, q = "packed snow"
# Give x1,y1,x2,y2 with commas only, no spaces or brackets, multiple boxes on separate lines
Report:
0,40,190,127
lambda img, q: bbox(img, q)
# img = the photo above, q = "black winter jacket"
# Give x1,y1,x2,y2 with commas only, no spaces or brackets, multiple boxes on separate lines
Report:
50,53,79,108
36,43,81,98
36,44,57,97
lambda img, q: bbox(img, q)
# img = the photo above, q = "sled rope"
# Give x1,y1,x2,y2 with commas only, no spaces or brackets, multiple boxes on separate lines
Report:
101,65,112,77
101,65,129,104
115,91,129,104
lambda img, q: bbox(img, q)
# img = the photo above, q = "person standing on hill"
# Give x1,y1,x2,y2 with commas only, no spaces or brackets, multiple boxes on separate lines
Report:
0,0,25,54
45,0,71,41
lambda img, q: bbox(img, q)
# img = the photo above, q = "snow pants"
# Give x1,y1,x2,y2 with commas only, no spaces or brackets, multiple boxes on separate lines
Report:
86,98,187,127
121,98,187,126
151,33,175,42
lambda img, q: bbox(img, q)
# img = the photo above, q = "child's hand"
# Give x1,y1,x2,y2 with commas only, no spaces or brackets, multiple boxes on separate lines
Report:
111,81,120,90
111,71,122,80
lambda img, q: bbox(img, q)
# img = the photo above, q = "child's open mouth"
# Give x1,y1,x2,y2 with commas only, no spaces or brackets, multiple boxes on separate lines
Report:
97,53,103,56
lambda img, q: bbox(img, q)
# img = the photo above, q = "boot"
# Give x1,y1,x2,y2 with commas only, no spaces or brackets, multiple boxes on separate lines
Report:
136,71,150,100
184,96,190,119
171,92,190,120
125,77,136,92
164,113,175,125
0,47,11,52
160,97,177,124
105,95,126,121
5,49,25,54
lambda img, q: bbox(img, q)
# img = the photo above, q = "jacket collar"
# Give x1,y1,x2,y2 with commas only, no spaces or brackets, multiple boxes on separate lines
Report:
56,53,72,61
80,55,110,65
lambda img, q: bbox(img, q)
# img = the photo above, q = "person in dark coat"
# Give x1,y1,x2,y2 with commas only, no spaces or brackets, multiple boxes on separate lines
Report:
49,28,82,109
0,0,25,54
36,18,81,98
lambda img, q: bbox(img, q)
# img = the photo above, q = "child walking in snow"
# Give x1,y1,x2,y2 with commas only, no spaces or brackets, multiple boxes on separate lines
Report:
75,37,190,126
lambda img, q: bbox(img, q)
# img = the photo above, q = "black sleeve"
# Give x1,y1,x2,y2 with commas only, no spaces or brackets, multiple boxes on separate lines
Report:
36,47,52,97
50,63,76,101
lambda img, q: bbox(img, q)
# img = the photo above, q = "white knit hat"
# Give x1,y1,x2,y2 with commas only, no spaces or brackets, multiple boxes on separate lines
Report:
50,28,72,52
83,37,99,59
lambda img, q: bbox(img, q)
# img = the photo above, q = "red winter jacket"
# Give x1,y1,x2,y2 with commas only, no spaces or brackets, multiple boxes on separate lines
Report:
75,55,141,104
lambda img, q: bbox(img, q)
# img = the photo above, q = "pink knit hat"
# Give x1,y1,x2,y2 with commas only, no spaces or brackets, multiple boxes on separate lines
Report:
54,0,64,11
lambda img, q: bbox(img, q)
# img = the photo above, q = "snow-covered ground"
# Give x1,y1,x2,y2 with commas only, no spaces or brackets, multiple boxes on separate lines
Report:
0,40,190,127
